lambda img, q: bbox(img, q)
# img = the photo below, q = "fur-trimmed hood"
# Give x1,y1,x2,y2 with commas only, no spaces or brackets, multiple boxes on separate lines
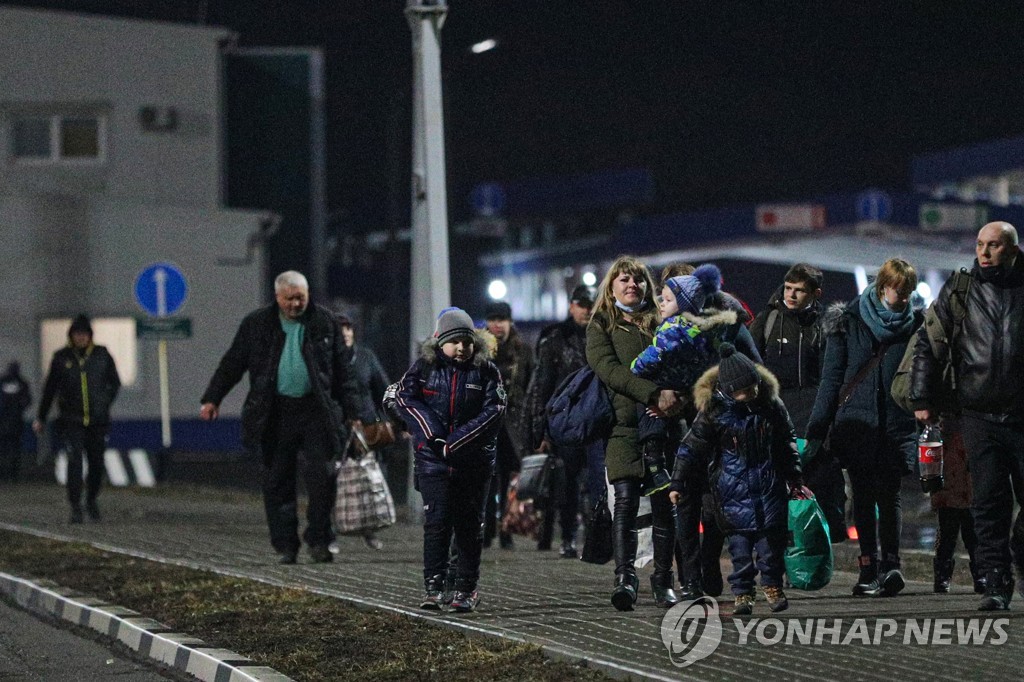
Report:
819,299,856,337
678,308,737,332
692,363,781,411
419,328,497,366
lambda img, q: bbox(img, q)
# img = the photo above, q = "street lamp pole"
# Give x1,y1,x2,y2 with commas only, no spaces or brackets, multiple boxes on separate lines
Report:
406,0,450,359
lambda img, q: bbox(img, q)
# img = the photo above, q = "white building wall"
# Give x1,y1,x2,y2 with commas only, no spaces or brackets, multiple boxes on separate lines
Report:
0,8,267,424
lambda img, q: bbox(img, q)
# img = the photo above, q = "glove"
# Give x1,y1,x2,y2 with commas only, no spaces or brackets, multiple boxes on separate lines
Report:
429,438,448,459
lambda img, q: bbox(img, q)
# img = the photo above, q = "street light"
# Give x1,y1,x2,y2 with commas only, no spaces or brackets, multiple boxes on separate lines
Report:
471,38,498,54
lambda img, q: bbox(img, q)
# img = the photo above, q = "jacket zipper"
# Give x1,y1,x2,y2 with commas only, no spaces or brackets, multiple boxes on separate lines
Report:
78,354,90,427
449,370,458,434
797,328,804,388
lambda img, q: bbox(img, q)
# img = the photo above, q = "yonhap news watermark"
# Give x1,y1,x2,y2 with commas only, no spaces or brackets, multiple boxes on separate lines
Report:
661,597,1010,668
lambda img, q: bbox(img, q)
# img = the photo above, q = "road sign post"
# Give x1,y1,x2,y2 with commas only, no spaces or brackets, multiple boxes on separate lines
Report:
134,263,188,450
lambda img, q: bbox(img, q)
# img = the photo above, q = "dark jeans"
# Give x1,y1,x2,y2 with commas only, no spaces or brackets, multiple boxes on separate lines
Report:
961,415,1024,574
935,507,978,565
539,445,585,548
261,395,334,554
847,465,902,564
0,431,21,481
61,423,107,507
484,426,518,543
675,475,726,586
417,466,491,591
728,528,787,594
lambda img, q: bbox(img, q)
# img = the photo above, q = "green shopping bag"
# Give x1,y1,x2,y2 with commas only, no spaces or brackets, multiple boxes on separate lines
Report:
785,491,834,591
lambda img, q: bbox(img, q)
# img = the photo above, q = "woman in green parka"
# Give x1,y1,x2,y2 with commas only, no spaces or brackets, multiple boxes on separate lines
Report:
586,255,681,610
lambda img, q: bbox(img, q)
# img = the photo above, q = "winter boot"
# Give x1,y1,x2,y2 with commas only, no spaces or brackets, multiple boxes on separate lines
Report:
639,441,671,497
421,574,446,610
733,593,755,616
933,558,954,594
762,586,789,613
873,555,905,597
679,580,705,601
978,568,1013,611
651,571,681,609
852,555,879,597
450,590,480,613
611,571,639,611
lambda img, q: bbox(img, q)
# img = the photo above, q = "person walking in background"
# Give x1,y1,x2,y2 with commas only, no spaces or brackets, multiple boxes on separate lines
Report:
337,314,392,550
482,301,534,549
395,307,505,613
528,284,596,558
0,361,31,483
669,343,803,615
200,271,357,565
587,255,680,610
911,221,1024,610
33,315,120,523
806,258,923,598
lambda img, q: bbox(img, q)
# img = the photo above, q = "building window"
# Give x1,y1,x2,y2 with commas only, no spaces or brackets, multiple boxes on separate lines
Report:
11,114,106,163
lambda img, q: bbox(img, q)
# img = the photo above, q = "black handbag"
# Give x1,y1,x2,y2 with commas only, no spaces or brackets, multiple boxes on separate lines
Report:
515,453,557,501
581,494,613,565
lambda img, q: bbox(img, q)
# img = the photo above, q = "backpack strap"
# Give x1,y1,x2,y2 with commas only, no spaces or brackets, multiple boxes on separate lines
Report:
764,308,780,342
947,268,972,358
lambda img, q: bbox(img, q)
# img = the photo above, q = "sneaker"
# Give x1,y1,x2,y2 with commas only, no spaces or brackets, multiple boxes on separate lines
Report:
69,506,84,524
363,533,384,551
873,568,905,598
308,545,333,563
277,550,298,565
763,586,789,613
420,590,445,610
85,500,101,521
559,542,578,559
978,569,1013,611
450,590,480,613
733,593,755,616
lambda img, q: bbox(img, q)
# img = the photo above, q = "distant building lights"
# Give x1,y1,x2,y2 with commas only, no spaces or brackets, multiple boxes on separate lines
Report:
471,38,498,54
488,279,507,300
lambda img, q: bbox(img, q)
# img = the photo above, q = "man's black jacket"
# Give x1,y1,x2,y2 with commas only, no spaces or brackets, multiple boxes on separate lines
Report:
911,254,1024,419
38,344,120,428
201,303,358,456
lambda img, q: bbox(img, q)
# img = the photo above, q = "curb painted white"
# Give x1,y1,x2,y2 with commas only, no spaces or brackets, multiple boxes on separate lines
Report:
0,572,291,682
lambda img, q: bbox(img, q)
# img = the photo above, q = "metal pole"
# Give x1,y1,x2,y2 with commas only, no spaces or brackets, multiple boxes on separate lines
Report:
406,0,450,522
406,0,450,357
158,339,171,448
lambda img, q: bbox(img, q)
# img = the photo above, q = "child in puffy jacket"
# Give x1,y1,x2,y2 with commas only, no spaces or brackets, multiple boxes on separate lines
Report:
394,307,506,613
668,343,802,616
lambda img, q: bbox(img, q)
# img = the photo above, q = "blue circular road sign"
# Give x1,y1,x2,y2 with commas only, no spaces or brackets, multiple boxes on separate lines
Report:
135,262,188,317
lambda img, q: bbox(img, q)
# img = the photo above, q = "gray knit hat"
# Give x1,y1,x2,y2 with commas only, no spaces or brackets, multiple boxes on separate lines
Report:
434,307,476,345
717,342,759,395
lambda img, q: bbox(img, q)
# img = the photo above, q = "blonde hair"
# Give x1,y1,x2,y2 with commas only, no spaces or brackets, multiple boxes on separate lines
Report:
874,258,917,298
592,255,659,334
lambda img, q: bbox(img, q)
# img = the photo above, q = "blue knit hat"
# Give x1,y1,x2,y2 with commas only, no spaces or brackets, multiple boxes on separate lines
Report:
666,263,722,315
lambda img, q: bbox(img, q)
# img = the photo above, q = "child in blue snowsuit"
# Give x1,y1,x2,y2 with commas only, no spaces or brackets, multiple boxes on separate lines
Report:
669,343,803,615
394,307,506,613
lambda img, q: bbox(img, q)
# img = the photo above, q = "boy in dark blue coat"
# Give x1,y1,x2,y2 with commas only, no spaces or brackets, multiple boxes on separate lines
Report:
395,308,506,613
669,344,802,615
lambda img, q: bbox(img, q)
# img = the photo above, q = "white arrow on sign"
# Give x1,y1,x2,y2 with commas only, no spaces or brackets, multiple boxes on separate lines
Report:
153,267,167,317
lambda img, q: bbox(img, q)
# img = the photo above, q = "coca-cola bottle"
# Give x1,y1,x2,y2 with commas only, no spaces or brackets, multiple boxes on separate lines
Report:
919,423,944,494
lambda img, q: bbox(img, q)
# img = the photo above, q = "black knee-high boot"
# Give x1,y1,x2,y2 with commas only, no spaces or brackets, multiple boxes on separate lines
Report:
611,479,640,611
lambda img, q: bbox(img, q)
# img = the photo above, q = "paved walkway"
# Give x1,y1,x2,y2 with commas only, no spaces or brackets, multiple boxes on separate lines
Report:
1,483,1022,681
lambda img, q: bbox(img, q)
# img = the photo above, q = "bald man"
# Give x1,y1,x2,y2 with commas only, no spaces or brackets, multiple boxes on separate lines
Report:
910,222,1024,611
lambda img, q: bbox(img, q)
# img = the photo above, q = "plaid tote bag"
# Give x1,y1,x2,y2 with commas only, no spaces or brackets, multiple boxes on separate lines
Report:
333,451,396,534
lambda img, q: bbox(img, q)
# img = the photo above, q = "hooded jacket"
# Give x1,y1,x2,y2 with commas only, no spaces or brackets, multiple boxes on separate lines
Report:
200,303,357,458
395,330,506,475
526,316,588,448
910,256,1024,421
492,326,534,456
805,297,922,474
674,364,801,533
38,342,120,428
749,285,823,391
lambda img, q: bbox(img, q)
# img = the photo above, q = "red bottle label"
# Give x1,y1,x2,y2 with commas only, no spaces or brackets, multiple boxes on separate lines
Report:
919,444,942,464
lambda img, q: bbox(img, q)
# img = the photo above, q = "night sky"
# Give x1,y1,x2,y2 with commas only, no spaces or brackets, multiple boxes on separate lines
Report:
7,0,1024,232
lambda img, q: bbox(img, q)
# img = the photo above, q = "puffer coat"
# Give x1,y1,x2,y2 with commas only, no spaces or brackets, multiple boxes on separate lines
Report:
805,298,922,475
395,331,506,476
675,365,801,533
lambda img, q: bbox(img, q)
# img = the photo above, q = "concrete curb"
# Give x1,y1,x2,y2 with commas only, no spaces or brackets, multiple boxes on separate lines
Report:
0,571,293,682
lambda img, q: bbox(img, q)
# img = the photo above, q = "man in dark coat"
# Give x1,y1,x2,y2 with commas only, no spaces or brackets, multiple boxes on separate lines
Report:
0,361,32,482
483,300,534,548
34,316,121,522
911,222,1024,610
528,284,596,557
200,271,357,564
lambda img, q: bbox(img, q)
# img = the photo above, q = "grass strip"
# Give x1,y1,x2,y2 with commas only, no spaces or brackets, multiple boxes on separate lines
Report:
0,529,613,682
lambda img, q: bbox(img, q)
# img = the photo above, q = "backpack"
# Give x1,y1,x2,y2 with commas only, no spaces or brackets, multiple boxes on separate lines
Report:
545,366,614,447
891,270,972,414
